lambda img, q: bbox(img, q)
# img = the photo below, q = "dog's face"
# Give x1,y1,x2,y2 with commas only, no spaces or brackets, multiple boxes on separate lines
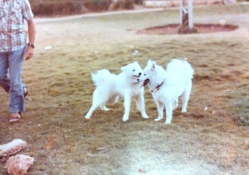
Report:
138,60,157,86
121,61,142,81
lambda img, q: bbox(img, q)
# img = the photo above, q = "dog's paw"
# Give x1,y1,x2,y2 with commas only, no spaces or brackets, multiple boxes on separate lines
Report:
154,118,162,121
101,106,110,111
85,115,91,119
181,110,187,113
165,121,171,124
122,116,129,122
142,115,149,119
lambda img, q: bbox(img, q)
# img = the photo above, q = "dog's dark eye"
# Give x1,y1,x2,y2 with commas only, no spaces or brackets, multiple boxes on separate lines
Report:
144,74,146,76
133,69,135,72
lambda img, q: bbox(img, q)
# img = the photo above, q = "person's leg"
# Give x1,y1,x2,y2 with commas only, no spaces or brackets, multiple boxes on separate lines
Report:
0,53,27,95
8,47,26,122
0,52,11,93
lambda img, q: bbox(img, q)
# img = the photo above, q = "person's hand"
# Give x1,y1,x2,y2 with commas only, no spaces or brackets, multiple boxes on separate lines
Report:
24,46,34,60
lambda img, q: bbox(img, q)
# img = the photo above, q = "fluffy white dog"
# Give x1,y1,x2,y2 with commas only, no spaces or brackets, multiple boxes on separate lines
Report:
138,59,194,124
85,61,149,122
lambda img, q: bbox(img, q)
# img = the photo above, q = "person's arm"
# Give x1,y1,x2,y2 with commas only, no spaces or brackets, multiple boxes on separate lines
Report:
25,18,36,60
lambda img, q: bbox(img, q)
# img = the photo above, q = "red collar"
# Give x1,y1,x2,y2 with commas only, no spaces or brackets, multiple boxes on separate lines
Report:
151,81,164,93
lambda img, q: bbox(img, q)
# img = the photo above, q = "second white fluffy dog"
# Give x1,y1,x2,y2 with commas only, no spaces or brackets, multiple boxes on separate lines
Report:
85,61,149,122
138,59,194,124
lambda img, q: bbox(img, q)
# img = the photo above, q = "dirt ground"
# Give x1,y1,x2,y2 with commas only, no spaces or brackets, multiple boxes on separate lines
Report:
1,4,249,175
137,23,239,34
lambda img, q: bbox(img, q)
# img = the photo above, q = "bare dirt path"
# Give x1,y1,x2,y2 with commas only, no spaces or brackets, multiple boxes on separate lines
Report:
34,8,164,23
34,2,249,23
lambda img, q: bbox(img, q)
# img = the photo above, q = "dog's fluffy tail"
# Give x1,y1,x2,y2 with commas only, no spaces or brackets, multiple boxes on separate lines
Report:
91,69,115,86
166,59,194,79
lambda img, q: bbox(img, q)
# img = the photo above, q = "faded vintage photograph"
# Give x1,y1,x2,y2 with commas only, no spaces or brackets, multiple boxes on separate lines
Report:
0,0,249,174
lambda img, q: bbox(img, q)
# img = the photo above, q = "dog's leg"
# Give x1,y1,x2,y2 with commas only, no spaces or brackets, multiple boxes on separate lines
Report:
181,81,192,113
165,102,173,124
122,94,131,122
173,98,178,110
154,101,164,121
101,104,110,111
85,104,98,119
136,94,149,119
85,94,104,119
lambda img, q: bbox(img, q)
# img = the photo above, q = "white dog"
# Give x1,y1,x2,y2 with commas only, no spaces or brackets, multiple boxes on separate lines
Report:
85,61,149,122
138,59,194,124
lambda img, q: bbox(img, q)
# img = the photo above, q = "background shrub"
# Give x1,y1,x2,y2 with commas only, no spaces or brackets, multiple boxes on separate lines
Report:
29,0,135,16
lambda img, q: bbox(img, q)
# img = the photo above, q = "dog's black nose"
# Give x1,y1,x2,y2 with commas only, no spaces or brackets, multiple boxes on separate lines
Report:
137,79,139,82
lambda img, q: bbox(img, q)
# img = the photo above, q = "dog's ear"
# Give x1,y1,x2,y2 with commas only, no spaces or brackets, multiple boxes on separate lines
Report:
151,60,156,71
147,60,153,67
133,61,139,68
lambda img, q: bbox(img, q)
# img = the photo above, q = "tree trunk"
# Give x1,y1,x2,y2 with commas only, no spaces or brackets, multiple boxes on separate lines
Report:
188,0,193,29
178,0,197,34
180,0,183,25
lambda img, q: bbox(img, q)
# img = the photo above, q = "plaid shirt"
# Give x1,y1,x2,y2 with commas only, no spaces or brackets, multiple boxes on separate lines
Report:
0,0,34,52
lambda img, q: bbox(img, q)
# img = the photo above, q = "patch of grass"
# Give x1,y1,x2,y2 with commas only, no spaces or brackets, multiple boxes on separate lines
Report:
232,86,249,125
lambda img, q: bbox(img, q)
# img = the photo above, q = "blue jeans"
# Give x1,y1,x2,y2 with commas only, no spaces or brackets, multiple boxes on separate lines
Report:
0,47,25,113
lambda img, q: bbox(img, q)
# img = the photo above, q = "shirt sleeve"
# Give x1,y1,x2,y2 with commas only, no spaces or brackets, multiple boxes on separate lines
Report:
22,0,34,21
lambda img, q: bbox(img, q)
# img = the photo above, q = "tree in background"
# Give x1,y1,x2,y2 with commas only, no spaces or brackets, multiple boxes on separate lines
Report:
178,0,197,34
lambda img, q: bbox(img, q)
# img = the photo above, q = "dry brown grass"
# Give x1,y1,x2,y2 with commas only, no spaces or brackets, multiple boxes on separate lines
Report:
1,4,249,175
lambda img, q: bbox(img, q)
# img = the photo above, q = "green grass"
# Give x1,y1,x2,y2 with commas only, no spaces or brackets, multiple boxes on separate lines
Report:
232,85,249,125
1,4,249,175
